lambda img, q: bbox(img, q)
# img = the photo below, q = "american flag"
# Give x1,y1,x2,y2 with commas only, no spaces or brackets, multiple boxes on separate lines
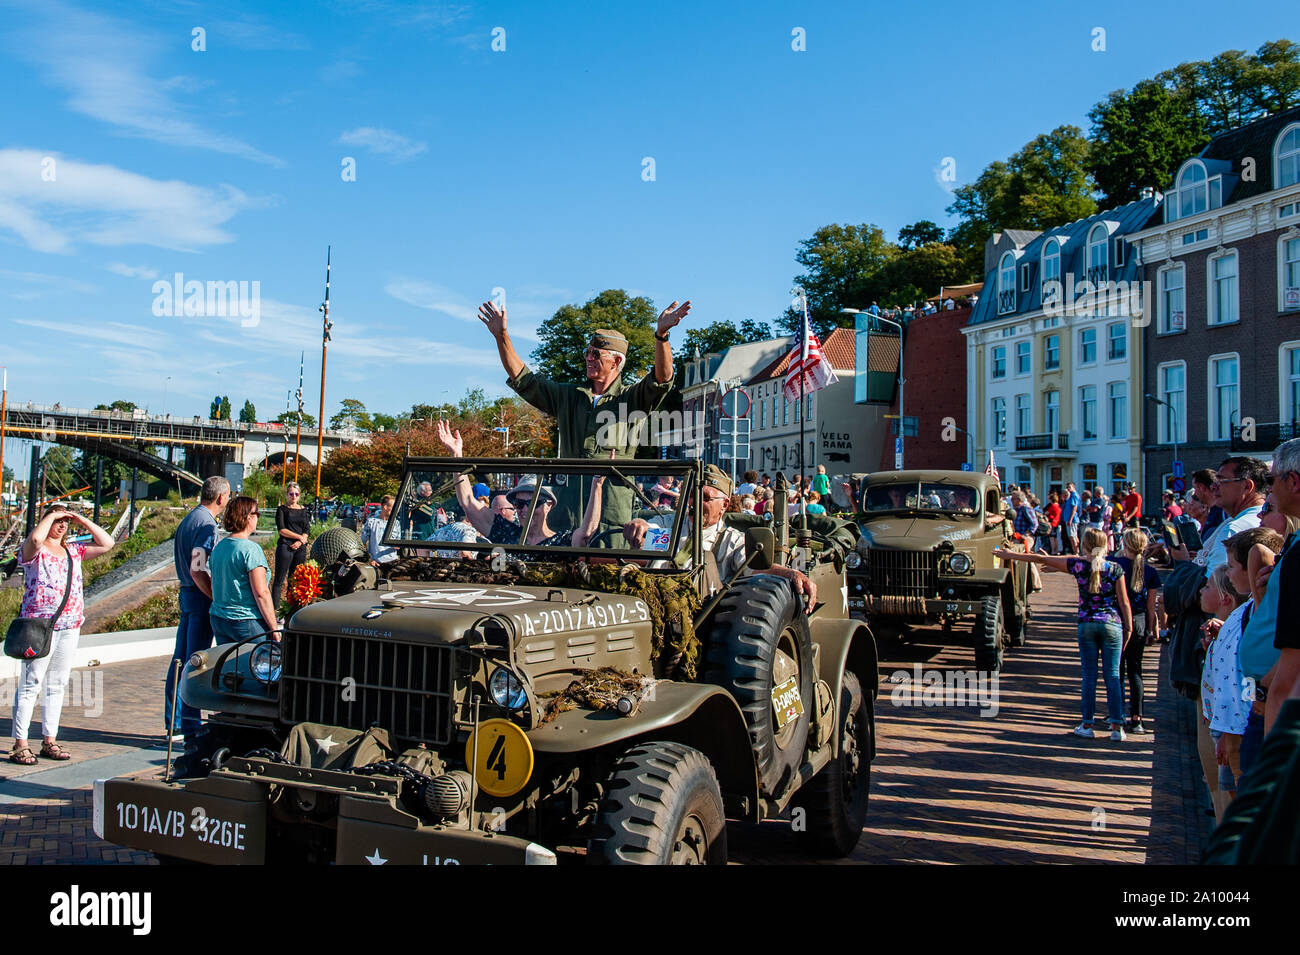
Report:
985,449,1000,486
782,295,839,403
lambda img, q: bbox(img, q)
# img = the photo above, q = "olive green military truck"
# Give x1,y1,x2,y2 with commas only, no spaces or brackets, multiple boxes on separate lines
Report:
845,470,1029,672
94,459,876,865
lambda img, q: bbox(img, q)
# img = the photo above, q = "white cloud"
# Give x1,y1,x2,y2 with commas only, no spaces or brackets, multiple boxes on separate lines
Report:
338,127,427,162
0,269,99,294
106,262,160,280
12,2,283,166
0,149,254,253
385,279,476,321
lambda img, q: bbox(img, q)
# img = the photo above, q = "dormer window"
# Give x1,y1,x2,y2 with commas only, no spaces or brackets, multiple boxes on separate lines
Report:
1041,239,1061,302
998,251,1016,314
1178,162,1208,219
1278,123,1300,189
1087,224,1108,284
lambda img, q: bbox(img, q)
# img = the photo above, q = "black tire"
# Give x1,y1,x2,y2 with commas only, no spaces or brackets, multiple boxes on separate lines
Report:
792,670,872,857
972,595,1004,672
702,574,815,797
587,741,727,865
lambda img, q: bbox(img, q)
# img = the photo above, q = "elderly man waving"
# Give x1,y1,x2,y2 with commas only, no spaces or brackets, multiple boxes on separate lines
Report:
479,297,690,527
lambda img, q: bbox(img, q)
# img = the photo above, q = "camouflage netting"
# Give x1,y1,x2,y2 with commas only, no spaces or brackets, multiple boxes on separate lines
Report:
384,557,703,679
539,666,659,723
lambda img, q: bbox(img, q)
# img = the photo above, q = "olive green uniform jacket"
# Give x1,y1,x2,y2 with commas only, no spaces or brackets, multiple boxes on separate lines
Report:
507,363,675,529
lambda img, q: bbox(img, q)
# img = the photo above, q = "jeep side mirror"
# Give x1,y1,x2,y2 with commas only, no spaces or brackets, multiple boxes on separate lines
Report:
745,526,774,570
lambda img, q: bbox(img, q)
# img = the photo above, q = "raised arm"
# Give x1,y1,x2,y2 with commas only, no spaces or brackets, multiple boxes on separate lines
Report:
21,510,62,562
67,511,116,560
571,475,607,548
654,300,691,384
436,419,495,537
479,302,524,380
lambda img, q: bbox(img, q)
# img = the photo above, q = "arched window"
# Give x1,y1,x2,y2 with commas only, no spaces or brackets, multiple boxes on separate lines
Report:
1277,123,1300,189
1087,225,1108,283
1177,162,1208,219
1041,239,1061,300
998,251,1016,314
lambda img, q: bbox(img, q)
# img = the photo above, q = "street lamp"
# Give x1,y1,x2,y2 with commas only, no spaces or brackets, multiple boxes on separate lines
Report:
1145,393,1179,491
841,308,905,469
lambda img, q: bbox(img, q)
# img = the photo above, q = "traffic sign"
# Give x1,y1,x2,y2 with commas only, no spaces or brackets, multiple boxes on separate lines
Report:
1172,460,1184,479
894,437,904,470
961,462,972,471
721,388,750,418
1171,477,1186,493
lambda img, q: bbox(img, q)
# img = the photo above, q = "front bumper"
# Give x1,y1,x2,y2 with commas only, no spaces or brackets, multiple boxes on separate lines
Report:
93,770,556,866
847,594,981,618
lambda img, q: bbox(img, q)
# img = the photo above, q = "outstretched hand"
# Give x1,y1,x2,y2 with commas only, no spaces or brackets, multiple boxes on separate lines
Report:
435,419,463,457
656,300,691,337
478,301,507,339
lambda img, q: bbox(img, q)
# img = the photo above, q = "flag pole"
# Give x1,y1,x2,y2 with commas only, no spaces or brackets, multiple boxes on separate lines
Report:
797,289,808,521
315,246,331,501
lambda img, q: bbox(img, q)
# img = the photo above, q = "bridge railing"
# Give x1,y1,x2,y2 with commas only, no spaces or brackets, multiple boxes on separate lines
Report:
6,403,359,442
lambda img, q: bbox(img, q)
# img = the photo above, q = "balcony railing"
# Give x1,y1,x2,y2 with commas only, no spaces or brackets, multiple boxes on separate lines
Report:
1231,421,1298,453
1015,432,1073,455
998,288,1016,314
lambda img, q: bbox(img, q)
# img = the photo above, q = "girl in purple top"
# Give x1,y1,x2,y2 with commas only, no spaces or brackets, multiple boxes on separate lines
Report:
997,526,1133,740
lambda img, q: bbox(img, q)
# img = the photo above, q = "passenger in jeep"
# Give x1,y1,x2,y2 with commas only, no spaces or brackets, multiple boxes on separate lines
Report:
622,465,817,612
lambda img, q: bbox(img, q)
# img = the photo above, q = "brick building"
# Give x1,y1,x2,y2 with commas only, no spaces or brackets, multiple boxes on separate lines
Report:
874,306,971,471
1128,105,1300,498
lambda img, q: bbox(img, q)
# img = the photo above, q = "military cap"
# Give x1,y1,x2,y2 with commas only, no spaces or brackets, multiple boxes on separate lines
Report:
702,464,734,498
589,328,628,355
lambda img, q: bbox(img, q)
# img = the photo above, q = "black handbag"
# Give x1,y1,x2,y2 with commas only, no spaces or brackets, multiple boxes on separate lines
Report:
4,552,74,660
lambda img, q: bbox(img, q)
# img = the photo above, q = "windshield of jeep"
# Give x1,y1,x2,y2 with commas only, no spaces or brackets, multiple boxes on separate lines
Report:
382,459,697,561
863,481,979,516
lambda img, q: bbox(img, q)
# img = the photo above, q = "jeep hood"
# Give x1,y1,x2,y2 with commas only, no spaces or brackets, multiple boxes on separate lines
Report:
287,584,653,645
860,517,979,549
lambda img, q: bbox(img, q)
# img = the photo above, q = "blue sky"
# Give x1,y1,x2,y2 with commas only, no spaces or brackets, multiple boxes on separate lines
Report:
1,0,1295,469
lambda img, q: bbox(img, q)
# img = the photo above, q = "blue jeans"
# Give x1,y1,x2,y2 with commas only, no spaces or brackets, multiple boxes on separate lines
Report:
209,614,269,646
165,587,213,737
1077,620,1125,725
1239,710,1265,779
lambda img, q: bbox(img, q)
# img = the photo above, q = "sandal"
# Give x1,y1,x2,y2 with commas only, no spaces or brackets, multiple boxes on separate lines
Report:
9,746,37,765
39,741,71,761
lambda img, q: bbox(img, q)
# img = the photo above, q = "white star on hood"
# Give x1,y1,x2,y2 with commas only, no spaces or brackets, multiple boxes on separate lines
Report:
314,734,339,755
365,849,387,865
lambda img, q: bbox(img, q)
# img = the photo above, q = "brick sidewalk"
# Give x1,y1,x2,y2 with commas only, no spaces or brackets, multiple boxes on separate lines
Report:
0,572,1214,864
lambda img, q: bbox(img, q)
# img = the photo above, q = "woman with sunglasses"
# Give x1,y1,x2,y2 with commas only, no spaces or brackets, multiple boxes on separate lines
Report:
270,481,311,608
10,504,114,764
209,496,279,646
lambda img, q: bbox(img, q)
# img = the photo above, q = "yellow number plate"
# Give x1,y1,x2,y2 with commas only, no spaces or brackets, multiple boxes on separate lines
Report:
772,676,805,730
465,719,534,798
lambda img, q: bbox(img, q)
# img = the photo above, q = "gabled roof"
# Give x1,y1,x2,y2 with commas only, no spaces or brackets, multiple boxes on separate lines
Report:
746,327,857,384
1000,229,1042,246
966,196,1160,327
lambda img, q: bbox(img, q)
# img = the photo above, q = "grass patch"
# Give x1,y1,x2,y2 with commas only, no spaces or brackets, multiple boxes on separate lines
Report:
102,585,180,632
82,506,185,587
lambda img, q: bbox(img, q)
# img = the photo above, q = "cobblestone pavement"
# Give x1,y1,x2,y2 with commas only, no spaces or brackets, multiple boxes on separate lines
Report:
0,571,1213,864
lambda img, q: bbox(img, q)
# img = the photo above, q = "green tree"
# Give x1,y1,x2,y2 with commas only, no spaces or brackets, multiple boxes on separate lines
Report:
1088,79,1208,206
531,289,659,385
1247,39,1300,115
239,399,257,424
898,220,944,250
94,399,137,412
329,398,372,431
370,412,399,432
779,224,898,337
877,243,969,306
219,396,231,420
274,410,316,428
946,127,1096,277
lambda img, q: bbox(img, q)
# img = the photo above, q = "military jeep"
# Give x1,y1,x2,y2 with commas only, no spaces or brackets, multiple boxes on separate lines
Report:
94,459,876,865
845,470,1029,672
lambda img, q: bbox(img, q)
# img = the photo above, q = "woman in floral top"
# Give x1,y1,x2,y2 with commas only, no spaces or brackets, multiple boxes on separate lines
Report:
10,504,115,765
997,526,1133,740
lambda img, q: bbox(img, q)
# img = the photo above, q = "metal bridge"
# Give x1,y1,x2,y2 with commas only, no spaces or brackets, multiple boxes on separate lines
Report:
2,403,364,490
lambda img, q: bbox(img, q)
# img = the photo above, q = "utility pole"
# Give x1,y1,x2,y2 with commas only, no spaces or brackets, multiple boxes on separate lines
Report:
129,466,138,535
315,246,332,500
283,388,290,490
25,447,40,536
295,351,304,484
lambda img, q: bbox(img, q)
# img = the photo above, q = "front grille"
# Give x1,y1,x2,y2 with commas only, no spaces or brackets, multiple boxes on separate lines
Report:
866,549,937,598
280,632,456,746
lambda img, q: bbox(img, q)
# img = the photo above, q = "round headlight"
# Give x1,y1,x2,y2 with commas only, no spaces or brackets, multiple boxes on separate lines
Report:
188,651,207,669
250,642,282,684
844,551,862,569
949,553,972,574
490,668,528,711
